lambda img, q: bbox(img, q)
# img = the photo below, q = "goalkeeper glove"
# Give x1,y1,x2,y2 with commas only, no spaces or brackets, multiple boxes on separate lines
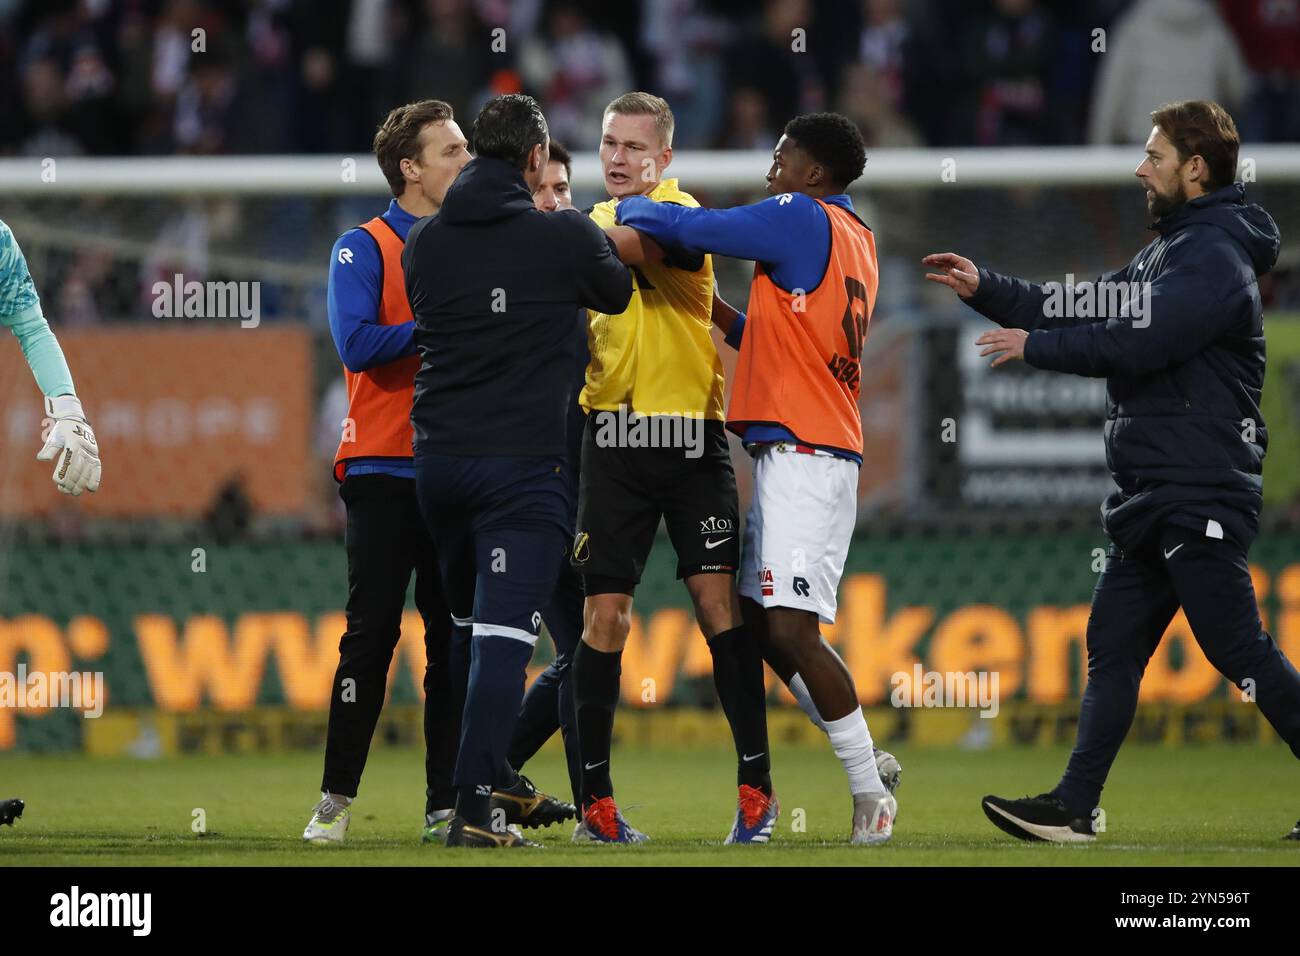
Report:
37,395,102,496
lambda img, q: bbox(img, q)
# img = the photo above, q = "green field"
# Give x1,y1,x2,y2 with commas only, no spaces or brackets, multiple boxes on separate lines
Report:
2,744,1297,866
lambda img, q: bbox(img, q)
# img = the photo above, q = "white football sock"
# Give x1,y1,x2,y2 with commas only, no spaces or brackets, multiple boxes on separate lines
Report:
788,673,827,732
824,708,884,797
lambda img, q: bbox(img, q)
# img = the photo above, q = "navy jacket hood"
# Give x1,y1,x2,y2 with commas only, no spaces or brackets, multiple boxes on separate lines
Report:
1154,182,1280,277
401,154,632,458
437,156,536,226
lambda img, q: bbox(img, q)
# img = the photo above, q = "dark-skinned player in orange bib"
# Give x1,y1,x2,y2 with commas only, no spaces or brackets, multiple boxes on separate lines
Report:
617,113,900,844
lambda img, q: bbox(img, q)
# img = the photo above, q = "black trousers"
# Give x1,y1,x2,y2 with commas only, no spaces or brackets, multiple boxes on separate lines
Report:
507,556,584,806
1056,520,1300,812
321,474,457,805
414,452,569,808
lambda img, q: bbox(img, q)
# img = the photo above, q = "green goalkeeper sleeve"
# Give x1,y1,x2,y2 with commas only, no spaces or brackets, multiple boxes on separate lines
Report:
0,218,76,398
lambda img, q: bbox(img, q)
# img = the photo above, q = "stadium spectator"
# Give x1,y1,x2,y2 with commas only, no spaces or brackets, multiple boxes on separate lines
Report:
204,474,254,544
959,0,1058,146
1088,0,1249,145
718,86,777,150
53,248,113,327
284,0,411,153
173,42,253,154
837,62,923,149
518,3,632,148
853,0,948,145
725,0,827,133
402,0,495,128
637,0,730,148
1219,0,1300,143
16,55,85,157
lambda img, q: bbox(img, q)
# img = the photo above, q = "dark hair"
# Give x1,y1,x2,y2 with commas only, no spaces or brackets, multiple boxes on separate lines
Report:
1150,100,1240,193
783,112,867,191
547,140,572,180
373,99,455,197
472,94,549,171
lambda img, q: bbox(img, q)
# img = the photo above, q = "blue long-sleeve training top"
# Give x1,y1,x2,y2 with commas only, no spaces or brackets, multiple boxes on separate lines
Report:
617,190,861,463
327,198,419,478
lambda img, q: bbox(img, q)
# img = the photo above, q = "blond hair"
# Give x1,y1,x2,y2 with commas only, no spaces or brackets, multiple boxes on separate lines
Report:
604,92,674,148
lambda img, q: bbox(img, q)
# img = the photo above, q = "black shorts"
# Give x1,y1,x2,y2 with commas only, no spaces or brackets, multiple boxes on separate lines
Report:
573,414,739,592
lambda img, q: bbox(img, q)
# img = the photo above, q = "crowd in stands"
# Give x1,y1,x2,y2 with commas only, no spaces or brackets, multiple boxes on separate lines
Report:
3,0,1298,159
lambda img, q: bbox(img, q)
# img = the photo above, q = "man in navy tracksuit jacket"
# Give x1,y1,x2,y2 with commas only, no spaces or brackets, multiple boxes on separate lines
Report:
506,141,587,809
403,95,632,847
925,100,1300,843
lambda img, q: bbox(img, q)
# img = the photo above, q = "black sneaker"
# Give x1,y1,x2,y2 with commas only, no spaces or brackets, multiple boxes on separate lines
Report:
491,774,577,829
981,793,1096,843
445,816,538,848
1284,820,1300,841
0,799,23,826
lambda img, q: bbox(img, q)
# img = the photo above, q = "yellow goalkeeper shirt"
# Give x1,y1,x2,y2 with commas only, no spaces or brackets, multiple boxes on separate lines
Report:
581,179,724,420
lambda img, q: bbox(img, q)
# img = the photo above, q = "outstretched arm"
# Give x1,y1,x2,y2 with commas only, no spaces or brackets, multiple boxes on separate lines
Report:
924,251,1133,332
1023,259,1233,378
616,192,829,291
1,221,100,495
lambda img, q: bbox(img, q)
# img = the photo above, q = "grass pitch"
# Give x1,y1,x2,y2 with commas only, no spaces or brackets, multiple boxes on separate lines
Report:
2,743,1297,866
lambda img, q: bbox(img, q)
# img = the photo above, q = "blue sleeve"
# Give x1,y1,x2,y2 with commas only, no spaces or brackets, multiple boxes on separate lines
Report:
1023,256,1230,378
616,193,830,293
724,312,746,351
327,229,415,373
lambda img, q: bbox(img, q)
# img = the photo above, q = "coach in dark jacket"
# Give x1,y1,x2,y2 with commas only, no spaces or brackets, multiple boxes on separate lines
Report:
924,100,1300,844
403,94,632,848
964,181,1278,553
405,150,630,457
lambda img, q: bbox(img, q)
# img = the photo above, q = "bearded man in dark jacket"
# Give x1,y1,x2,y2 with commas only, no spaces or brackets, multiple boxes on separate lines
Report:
924,100,1300,844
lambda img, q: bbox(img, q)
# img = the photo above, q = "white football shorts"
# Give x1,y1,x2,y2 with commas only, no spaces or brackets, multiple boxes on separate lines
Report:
738,441,858,624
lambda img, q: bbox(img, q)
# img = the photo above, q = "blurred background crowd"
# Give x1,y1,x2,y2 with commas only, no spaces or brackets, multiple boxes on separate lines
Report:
2,0,1298,158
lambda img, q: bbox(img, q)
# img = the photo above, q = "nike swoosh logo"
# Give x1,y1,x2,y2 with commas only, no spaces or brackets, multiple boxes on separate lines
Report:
704,537,732,549
742,752,765,761
584,760,607,771
1164,544,1184,559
